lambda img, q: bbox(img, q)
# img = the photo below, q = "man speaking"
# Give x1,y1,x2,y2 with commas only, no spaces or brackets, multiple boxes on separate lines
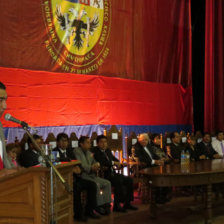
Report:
0,82,14,170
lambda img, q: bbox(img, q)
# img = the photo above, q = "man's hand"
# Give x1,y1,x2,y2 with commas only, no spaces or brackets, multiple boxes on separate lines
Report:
213,154,223,159
154,160,164,166
73,166,81,174
91,162,100,172
199,155,206,160
113,161,121,168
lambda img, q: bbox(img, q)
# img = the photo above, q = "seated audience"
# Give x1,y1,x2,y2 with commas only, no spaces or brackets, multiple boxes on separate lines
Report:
74,136,112,216
53,133,99,221
6,143,20,167
93,135,137,212
196,133,222,160
19,134,42,167
211,130,224,157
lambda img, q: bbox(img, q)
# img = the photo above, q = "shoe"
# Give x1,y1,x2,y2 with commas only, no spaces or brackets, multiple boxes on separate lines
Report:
74,215,88,222
86,211,101,219
95,206,106,215
113,205,127,213
123,204,138,210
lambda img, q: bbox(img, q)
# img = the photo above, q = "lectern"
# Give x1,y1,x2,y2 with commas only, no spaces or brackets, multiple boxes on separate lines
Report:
0,161,79,224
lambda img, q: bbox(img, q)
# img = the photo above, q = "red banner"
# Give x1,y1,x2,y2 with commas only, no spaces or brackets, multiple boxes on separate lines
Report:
0,0,192,87
0,67,192,128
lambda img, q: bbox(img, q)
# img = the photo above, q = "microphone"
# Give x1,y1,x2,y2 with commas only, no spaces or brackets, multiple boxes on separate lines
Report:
5,113,38,133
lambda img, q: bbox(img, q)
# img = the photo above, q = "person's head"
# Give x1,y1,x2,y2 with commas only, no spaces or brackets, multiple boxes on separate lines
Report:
187,136,196,146
78,136,91,151
96,135,108,150
151,133,161,146
0,82,7,118
170,132,180,145
6,143,18,160
203,132,211,144
56,133,69,150
27,134,42,152
216,130,224,141
138,133,150,147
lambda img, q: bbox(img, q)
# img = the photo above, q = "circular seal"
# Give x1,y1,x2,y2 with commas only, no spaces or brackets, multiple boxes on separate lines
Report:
42,0,111,72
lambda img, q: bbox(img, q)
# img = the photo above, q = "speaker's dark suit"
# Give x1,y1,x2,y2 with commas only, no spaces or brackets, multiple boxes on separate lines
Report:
93,147,134,205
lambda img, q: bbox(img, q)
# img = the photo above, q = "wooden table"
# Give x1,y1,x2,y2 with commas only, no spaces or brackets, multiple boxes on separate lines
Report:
139,159,224,224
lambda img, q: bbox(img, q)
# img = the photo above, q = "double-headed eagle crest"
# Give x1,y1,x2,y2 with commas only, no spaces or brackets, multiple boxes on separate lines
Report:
56,5,99,49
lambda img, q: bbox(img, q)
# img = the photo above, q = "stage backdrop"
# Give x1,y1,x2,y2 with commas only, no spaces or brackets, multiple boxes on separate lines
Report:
0,0,193,142
0,0,192,86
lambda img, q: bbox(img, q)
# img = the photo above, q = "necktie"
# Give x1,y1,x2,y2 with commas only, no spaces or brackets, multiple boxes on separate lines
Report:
221,142,224,155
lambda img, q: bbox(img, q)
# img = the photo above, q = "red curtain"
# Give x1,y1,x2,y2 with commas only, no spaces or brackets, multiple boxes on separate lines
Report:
0,0,192,87
0,67,192,128
204,0,224,131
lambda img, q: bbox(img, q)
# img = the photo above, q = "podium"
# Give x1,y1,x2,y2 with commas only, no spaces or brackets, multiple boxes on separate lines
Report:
0,161,80,224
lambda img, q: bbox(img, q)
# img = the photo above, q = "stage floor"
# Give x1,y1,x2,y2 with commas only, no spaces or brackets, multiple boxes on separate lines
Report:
73,193,224,224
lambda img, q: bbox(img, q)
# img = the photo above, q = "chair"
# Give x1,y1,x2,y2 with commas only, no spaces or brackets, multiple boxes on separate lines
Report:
69,132,79,149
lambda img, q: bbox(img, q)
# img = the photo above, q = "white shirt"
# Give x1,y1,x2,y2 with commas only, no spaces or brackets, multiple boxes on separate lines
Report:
212,139,224,156
143,146,155,165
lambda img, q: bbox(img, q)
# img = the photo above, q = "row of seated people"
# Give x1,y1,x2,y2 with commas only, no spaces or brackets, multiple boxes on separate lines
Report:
131,131,224,167
130,131,224,203
6,133,137,222
5,130,224,212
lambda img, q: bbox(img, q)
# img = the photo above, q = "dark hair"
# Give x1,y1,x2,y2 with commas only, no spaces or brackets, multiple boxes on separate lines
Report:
27,134,41,146
96,135,107,143
203,132,211,137
6,143,18,153
0,82,6,90
170,132,178,140
56,133,69,142
78,136,89,147
151,133,160,142
216,130,223,136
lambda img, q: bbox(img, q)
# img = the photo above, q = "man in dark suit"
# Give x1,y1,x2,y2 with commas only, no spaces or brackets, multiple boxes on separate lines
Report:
133,133,164,167
93,135,137,212
133,133,168,204
19,134,42,167
53,133,100,221
169,132,185,163
196,133,222,160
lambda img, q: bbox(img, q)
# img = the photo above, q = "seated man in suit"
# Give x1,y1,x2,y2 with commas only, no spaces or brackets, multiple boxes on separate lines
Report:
150,133,170,163
74,136,112,216
133,133,164,167
93,135,138,212
169,132,185,163
196,132,222,160
211,131,224,158
133,133,169,204
19,134,42,167
53,133,99,221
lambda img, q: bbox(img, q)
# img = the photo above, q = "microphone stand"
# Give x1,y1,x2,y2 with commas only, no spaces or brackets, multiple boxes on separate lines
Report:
22,126,73,224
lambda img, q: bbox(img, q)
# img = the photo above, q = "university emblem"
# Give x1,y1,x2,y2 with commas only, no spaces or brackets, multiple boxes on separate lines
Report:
42,0,111,73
